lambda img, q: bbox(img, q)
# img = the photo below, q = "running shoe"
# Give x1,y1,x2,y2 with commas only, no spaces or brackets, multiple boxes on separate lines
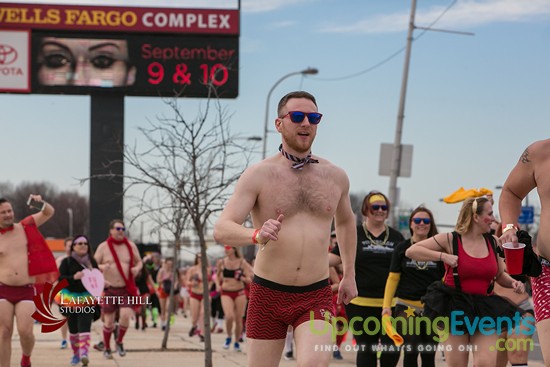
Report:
234,342,241,352
103,349,113,360
283,351,294,360
93,341,104,352
223,337,231,350
60,339,68,349
80,355,89,366
116,343,126,357
70,355,80,365
333,350,343,360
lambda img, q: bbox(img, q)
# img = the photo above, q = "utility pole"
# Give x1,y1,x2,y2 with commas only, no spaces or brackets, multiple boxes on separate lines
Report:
387,0,474,227
388,0,417,227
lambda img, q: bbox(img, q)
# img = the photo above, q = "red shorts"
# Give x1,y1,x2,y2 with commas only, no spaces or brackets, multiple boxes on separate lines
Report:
532,260,550,322
221,289,246,301
190,292,203,302
0,283,35,305
101,287,135,314
246,275,334,340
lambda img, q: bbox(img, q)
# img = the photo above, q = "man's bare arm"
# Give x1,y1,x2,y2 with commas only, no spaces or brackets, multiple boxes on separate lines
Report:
500,143,538,243
214,166,261,247
131,242,143,276
30,194,54,227
333,170,357,304
94,244,108,271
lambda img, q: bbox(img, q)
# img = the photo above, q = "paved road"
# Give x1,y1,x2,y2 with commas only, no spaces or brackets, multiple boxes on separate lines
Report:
10,312,546,366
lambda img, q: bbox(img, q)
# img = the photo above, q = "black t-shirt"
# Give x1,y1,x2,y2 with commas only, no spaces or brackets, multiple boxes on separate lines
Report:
390,239,445,301
59,256,99,293
332,225,404,298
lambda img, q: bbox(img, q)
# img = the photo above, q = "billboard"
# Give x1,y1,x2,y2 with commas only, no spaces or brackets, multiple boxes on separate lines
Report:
0,3,239,35
0,2,239,97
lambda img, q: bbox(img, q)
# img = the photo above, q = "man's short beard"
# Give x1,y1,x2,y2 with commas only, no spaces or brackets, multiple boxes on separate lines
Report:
282,135,314,155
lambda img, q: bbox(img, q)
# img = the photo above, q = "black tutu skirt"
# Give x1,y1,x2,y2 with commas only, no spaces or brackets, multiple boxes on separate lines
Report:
422,281,520,334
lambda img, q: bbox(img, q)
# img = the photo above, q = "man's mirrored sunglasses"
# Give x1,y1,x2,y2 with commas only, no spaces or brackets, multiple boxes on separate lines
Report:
281,111,323,125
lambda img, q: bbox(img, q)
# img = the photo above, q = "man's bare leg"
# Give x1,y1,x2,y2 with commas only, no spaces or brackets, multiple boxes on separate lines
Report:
536,319,550,366
118,307,133,330
15,302,35,360
0,301,15,367
247,338,285,367
294,320,332,367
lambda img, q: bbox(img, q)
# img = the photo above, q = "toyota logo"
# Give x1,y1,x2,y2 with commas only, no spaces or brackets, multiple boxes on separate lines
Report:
0,44,18,65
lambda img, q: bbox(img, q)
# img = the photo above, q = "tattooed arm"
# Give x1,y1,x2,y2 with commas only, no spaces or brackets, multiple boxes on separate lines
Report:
499,141,540,244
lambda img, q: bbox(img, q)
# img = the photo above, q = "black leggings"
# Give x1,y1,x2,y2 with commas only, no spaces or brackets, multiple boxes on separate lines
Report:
345,303,401,367
393,304,436,367
67,313,94,334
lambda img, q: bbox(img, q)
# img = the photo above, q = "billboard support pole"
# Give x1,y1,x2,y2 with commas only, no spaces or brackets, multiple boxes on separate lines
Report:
89,94,124,248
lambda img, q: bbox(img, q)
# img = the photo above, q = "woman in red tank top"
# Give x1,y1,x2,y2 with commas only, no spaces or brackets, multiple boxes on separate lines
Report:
406,197,526,367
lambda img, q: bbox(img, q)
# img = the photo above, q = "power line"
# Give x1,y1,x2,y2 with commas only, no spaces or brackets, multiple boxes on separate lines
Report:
313,0,458,82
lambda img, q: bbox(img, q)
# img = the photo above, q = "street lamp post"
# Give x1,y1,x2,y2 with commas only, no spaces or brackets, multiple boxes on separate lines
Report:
67,208,73,238
262,67,319,159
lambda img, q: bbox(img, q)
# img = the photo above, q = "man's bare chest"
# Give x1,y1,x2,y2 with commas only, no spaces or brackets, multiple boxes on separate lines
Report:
0,230,27,258
260,171,340,217
103,246,132,264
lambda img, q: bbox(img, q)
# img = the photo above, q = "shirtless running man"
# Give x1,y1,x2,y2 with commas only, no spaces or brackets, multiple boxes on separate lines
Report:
94,219,142,359
499,138,550,366
214,91,357,367
0,195,55,367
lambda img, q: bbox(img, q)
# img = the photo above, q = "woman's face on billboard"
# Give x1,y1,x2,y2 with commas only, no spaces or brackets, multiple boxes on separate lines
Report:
37,37,135,87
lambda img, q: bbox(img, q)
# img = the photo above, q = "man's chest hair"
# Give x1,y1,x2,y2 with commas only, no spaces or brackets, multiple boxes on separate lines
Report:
264,169,339,216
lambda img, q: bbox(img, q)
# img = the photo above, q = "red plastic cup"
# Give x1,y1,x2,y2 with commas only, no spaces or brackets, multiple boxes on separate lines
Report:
502,242,526,275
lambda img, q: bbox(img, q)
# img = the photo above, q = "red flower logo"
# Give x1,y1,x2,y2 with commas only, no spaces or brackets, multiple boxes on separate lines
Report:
32,280,68,333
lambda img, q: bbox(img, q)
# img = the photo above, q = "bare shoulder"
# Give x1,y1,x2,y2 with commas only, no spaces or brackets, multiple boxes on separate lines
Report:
236,160,269,187
317,157,350,183
95,242,108,254
520,139,550,163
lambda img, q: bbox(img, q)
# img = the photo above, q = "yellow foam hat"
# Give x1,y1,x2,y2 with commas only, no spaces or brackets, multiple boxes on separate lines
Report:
443,187,493,204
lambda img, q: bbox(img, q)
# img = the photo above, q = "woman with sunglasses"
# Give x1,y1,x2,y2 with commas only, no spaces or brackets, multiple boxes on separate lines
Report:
406,197,525,367
58,235,100,366
382,206,444,367
331,191,404,367
216,245,253,352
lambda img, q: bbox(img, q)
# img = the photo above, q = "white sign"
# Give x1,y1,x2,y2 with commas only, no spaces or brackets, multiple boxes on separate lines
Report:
0,30,30,92
379,143,413,178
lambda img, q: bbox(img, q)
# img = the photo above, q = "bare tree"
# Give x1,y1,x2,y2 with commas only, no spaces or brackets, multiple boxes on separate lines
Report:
121,96,256,366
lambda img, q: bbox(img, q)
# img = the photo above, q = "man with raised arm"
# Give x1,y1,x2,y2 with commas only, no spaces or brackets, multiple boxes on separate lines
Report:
214,91,357,367
499,138,550,366
0,195,57,367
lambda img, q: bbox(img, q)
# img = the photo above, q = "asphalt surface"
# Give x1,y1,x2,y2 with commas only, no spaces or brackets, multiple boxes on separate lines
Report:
9,310,547,366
